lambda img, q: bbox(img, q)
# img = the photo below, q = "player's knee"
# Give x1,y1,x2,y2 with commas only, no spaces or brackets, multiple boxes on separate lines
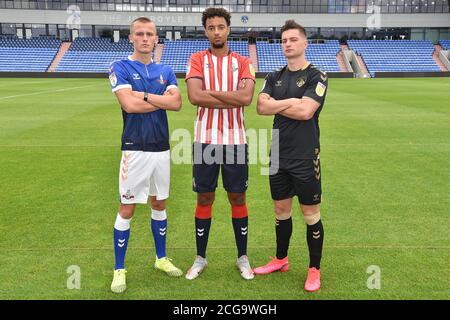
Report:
303,211,321,225
197,192,215,206
227,192,245,206
119,204,136,219
150,198,166,211
274,202,291,216
275,211,292,220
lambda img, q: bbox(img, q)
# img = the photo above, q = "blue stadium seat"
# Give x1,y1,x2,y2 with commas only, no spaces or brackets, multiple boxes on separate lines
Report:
0,36,61,72
439,40,450,50
159,40,250,73
347,40,441,77
56,38,133,73
257,40,341,73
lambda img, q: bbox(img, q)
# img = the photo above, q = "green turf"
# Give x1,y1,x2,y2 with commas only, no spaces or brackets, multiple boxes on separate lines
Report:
0,77,449,299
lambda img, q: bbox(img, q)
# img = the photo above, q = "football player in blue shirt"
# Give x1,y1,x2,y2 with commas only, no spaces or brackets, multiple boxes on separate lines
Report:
109,17,182,293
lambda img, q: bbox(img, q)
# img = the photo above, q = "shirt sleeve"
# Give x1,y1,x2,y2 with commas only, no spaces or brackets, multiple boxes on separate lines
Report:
109,61,131,93
259,72,274,97
239,56,256,83
164,66,179,92
302,69,328,105
185,52,203,81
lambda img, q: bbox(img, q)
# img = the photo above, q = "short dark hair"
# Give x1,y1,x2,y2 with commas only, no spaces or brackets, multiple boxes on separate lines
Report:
130,17,154,33
281,20,307,38
202,7,231,28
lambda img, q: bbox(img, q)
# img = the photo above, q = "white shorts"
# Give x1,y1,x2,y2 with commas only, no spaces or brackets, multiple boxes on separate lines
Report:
119,150,170,204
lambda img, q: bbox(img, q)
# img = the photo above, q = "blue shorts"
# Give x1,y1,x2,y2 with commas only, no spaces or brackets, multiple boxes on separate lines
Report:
192,143,248,193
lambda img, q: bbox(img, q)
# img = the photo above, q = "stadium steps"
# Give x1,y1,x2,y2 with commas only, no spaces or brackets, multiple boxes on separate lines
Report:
154,43,164,64
336,52,348,72
248,44,259,72
355,54,370,77
48,42,71,72
433,44,448,71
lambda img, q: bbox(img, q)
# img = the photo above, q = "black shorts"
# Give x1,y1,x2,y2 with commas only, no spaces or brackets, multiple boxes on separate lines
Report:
193,142,248,193
269,157,322,205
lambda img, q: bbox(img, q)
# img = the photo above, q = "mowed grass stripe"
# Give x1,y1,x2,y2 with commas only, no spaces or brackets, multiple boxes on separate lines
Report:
0,77,449,299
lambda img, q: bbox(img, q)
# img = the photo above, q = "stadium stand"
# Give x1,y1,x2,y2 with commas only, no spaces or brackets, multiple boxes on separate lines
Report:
257,40,341,73
160,40,250,73
347,40,441,77
56,38,132,72
0,36,61,72
440,40,450,50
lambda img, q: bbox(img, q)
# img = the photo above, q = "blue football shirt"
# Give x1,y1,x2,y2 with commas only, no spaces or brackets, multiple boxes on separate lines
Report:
109,57,178,152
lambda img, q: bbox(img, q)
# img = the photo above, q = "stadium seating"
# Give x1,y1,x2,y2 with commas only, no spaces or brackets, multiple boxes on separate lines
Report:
56,38,133,72
160,40,250,73
348,40,441,77
0,37,61,72
440,40,450,50
257,40,341,73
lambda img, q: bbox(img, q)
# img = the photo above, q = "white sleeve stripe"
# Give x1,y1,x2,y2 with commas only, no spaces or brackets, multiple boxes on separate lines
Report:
165,85,179,92
112,84,132,92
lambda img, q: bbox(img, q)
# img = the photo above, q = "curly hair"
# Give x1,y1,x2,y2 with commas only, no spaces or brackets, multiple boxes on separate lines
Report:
202,7,231,28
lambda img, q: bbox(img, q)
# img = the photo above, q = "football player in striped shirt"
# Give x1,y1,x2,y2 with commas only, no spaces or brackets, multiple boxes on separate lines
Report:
185,7,256,280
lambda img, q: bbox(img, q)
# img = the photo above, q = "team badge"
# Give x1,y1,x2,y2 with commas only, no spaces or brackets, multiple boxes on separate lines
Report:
320,72,328,82
109,72,117,87
158,74,164,84
296,76,306,88
249,64,256,77
315,82,326,97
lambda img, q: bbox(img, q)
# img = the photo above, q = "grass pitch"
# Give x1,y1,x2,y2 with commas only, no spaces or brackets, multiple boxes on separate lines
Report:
0,77,449,299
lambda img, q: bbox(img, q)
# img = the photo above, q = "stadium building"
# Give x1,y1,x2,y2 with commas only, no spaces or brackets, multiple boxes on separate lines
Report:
0,0,449,77
0,0,450,77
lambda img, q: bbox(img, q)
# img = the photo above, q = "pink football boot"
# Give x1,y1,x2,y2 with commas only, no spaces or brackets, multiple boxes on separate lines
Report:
304,267,321,292
253,256,289,275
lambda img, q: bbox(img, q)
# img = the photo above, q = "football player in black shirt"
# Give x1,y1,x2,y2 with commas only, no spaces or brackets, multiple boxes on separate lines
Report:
254,20,328,292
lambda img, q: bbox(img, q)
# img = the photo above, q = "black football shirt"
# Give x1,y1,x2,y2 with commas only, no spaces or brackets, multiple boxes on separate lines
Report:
261,63,328,159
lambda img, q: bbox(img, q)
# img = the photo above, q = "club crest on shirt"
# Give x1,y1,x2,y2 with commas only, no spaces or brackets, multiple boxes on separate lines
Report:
296,76,307,88
109,72,117,87
315,82,326,97
157,74,167,85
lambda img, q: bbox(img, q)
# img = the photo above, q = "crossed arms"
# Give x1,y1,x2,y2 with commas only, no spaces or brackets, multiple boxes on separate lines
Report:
256,93,320,121
186,77,255,109
114,87,182,114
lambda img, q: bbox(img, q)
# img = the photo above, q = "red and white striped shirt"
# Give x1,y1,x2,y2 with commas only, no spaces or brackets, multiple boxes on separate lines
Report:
185,49,255,145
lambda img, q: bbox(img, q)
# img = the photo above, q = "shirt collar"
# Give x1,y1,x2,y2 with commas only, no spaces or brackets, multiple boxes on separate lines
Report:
127,55,153,65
